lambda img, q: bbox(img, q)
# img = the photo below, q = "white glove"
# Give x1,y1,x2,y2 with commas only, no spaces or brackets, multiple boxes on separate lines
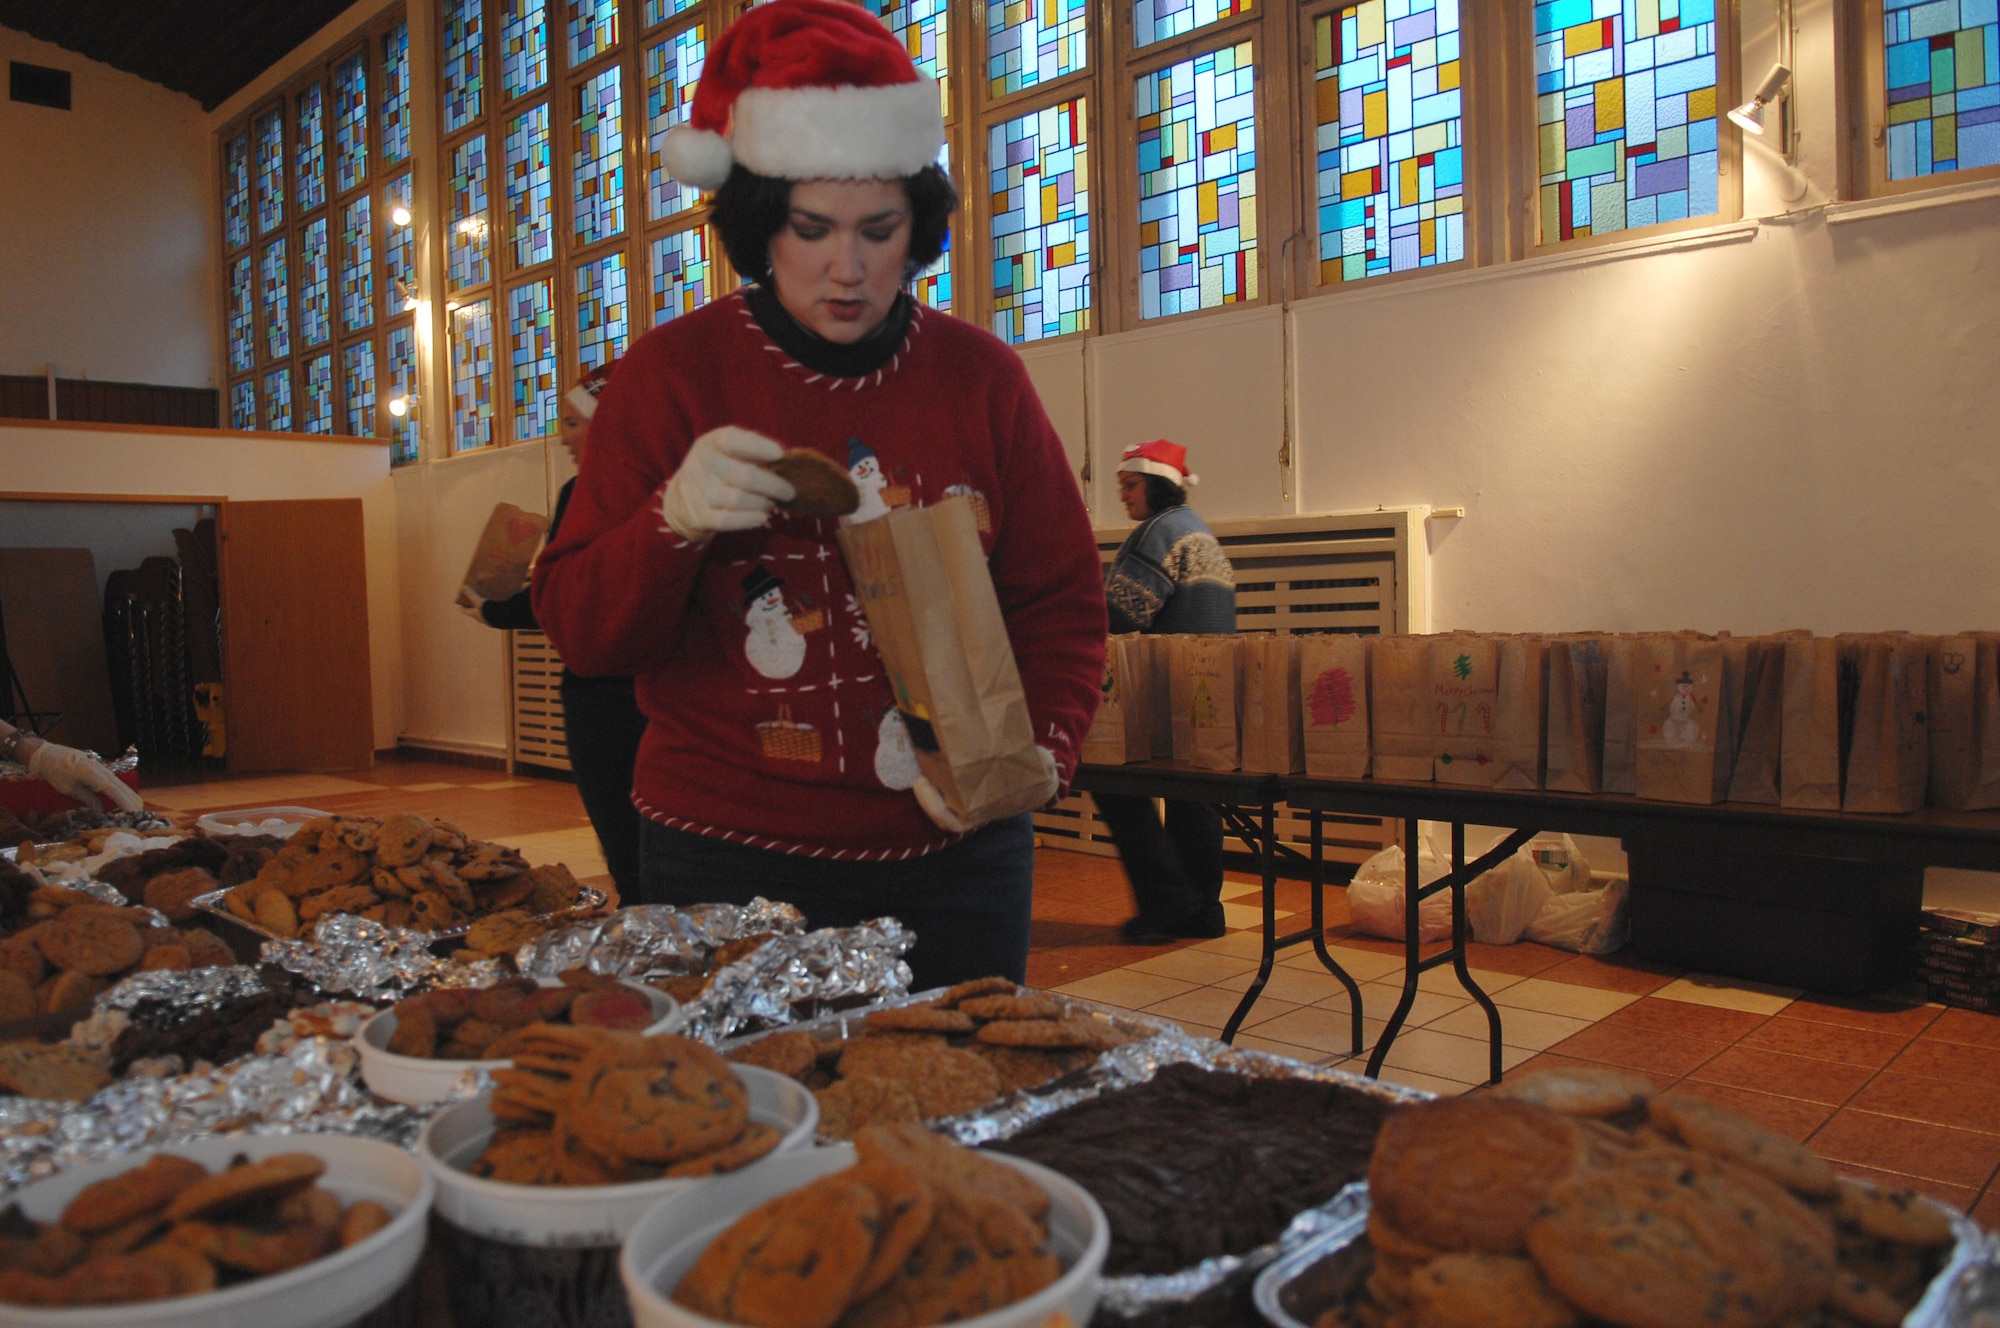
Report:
659,426,795,541
27,742,144,813
454,584,489,623
913,746,1060,834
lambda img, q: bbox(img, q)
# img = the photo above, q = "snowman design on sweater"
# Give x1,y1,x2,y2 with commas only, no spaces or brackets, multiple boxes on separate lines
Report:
741,566,806,680
843,438,894,525
873,708,920,790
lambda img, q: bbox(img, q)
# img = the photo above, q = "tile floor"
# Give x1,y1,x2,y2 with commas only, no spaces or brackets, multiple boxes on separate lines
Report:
151,758,2000,1228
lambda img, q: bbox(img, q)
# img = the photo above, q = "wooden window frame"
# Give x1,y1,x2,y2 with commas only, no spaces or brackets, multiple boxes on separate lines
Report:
1839,0,2000,198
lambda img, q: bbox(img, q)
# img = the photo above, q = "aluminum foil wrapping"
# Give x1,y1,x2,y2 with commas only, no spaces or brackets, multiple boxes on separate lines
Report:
516,899,808,980
260,914,506,1000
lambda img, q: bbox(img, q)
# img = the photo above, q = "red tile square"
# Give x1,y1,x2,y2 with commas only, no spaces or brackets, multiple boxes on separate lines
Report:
1886,1037,2000,1089
1534,953,1681,995
1733,1015,1912,1071
1594,997,1771,1044
1683,1045,1873,1107
1663,1082,1836,1142
1462,942,1573,977
1921,1006,2000,1050
1499,1051,1678,1093
1545,1023,1730,1079
1848,1071,2000,1137
1808,1109,2000,1190
1831,1163,1981,1214
1780,995,1942,1038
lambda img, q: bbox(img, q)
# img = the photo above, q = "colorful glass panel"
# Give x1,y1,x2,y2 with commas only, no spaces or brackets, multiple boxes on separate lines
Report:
333,53,368,193
505,104,555,269
910,144,952,310
444,0,486,132
1136,41,1258,318
299,216,332,347
866,0,949,113
302,353,335,434
384,173,417,294
260,238,292,361
509,279,560,440
228,255,256,374
503,0,550,98
1883,0,2000,177
644,0,700,24
990,99,1091,343
450,299,497,451
296,84,326,212
575,253,628,369
224,132,251,250
341,194,375,333
570,0,621,67
988,0,1088,98
1135,0,1253,48
1313,1,1465,283
382,22,413,165
255,109,285,235
650,227,715,324
231,379,257,431
344,340,377,436
573,68,626,242
449,135,493,290
1535,0,1719,241
386,324,420,462
263,367,293,431
645,24,706,220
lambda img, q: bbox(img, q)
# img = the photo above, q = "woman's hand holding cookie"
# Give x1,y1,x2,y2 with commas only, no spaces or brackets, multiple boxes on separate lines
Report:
659,426,795,540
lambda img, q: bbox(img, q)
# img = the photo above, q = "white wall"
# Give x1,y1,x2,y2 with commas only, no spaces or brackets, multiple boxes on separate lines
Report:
0,27,216,387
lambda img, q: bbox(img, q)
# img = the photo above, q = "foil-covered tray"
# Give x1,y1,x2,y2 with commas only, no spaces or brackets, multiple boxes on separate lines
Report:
188,883,612,946
1251,1184,1995,1328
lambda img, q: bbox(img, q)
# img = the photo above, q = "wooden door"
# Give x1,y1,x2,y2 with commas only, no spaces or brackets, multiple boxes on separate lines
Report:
217,499,373,772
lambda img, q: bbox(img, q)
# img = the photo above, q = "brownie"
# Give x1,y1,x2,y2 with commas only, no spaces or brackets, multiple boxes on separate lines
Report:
96,836,232,904
105,967,307,1073
983,1063,1394,1277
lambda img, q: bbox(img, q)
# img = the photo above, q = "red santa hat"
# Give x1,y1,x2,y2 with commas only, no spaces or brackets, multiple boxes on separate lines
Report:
565,360,616,419
1117,440,1199,488
660,0,944,192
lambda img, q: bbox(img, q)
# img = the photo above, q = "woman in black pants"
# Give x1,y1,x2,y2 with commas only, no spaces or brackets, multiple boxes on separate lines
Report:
458,364,648,899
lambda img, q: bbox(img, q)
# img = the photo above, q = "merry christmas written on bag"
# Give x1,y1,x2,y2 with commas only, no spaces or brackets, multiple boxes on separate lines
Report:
1545,635,1607,793
1371,635,1435,781
1300,633,1371,779
1170,634,1243,772
1840,633,1930,813
1634,633,1736,805
1493,635,1548,790
1780,634,1843,810
1432,633,1501,785
1239,634,1304,775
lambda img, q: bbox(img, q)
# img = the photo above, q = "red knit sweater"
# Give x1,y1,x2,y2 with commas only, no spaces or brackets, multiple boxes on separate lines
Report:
532,292,1107,861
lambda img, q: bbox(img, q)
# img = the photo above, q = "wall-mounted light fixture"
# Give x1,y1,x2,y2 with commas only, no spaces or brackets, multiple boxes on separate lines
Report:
390,203,413,227
387,392,417,419
1729,62,1792,136
394,278,420,313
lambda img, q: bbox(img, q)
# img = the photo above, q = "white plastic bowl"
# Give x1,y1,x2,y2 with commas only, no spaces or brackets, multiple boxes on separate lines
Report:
0,1132,433,1328
354,979,682,1106
620,1144,1109,1328
192,806,333,839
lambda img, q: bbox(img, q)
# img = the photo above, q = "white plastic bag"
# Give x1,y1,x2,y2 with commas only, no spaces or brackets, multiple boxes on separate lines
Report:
1347,835,1454,942
1526,877,1631,954
1526,834,1593,894
1465,852,1555,945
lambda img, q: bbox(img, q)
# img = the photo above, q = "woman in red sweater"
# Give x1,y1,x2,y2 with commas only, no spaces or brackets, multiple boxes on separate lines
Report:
532,0,1105,987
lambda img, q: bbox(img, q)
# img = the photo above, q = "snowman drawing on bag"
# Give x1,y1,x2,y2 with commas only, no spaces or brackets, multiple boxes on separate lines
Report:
873,707,920,790
1661,671,1701,747
843,438,893,525
741,566,805,680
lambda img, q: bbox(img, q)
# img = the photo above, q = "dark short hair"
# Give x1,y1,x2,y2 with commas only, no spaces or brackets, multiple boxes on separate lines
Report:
711,164,958,284
1142,474,1187,512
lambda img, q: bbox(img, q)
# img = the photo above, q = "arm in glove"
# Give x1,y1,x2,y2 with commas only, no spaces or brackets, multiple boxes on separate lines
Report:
658,426,795,541
27,742,144,813
913,747,1060,834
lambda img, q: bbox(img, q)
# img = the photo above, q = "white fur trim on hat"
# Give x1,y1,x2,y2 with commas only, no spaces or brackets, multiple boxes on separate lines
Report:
1117,456,1199,487
730,80,943,181
661,125,735,191
565,385,601,419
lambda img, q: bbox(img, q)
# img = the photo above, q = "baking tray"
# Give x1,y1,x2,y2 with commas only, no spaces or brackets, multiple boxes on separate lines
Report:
188,884,613,947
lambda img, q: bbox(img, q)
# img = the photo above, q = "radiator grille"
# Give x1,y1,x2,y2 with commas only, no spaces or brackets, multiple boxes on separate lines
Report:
509,630,570,773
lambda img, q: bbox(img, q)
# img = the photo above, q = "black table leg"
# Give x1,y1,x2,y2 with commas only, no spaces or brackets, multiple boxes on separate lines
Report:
1220,797,1280,1043
1364,816,1426,1078
1449,821,1506,1085
1308,808,1364,1054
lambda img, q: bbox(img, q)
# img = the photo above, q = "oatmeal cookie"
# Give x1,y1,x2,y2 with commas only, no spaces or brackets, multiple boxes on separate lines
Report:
900,1044,1005,1119
973,1018,1095,1050
815,1075,924,1141
0,1044,111,1101
864,1004,977,1034
675,1176,880,1328
37,909,144,977
932,977,1018,1007
958,993,1068,1023
968,1043,1091,1092
726,1031,822,1083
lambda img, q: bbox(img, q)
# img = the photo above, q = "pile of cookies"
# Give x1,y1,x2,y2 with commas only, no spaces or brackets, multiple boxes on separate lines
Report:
214,813,591,938
384,971,655,1061
0,1150,392,1307
725,979,1136,1141
0,883,235,1024
675,1123,1062,1328
471,1028,781,1187
1334,1068,1960,1328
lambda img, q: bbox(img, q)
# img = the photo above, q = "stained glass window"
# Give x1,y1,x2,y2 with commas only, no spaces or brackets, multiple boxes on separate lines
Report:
386,324,420,463
1314,1,1464,282
341,195,374,333
571,0,621,65
505,105,555,268
344,340,376,436
261,238,292,361
231,379,257,431
333,53,368,194
263,367,294,431
444,0,486,132
1135,0,1253,48
866,0,949,113
576,253,629,369
509,279,560,440
302,354,335,434
255,110,285,235
224,132,251,250
300,216,333,347
988,0,1088,98
645,24,706,221
1136,41,1258,318
573,69,626,242
296,84,326,213
990,99,1091,343
228,256,256,374
650,227,715,324
382,22,413,165
451,299,497,451
1536,0,1719,241
503,0,550,99
1883,0,2000,178
450,135,493,290
385,173,417,293
644,0,700,24
910,144,952,311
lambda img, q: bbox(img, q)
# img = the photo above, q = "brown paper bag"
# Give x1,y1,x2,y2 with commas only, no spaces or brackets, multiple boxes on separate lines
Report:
1929,634,1980,809
1081,635,1133,765
462,502,548,601
1493,635,1548,790
1301,634,1371,779
1635,634,1731,804
1170,635,1242,771
1432,633,1501,785
1974,634,2000,809
1780,635,1843,809
1239,635,1303,775
838,497,1047,824
1726,636,1787,804
1841,634,1930,813
1371,636,1434,781
1545,635,1607,793
1601,635,1641,794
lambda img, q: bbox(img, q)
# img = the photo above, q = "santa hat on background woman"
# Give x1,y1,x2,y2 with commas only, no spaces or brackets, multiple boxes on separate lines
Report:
565,360,616,418
1117,440,1200,488
660,0,944,191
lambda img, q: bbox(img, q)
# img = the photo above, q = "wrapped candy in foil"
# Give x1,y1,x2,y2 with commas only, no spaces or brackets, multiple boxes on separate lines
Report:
261,914,505,1000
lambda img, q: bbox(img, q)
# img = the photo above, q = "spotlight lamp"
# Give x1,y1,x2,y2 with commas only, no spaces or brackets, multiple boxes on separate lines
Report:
395,277,420,312
1729,62,1792,134
387,392,415,419
390,204,412,227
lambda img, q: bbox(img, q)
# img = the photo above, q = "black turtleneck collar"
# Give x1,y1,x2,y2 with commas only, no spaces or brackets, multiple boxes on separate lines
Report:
744,283,913,380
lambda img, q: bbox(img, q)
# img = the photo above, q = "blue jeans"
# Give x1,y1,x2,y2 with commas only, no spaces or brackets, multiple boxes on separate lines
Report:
638,814,1036,989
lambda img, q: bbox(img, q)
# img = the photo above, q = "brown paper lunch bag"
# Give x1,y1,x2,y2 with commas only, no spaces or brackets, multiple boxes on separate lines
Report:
1431,633,1501,785
1370,635,1434,782
1601,634,1642,795
1081,634,1148,766
1170,634,1243,772
1634,633,1733,804
1972,633,2000,809
1300,633,1371,779
1239,633,1304,775
1780,635,1843,810
1493,635,1548,790
1725,635,1792,805
1840,632,1930,814
1545,635,1607,793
